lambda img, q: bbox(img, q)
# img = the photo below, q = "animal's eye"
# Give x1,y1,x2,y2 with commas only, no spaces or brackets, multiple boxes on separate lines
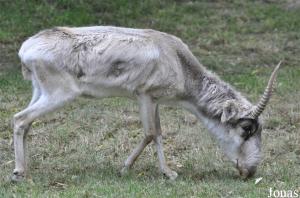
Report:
242,125,252,132
241,125,253,140
238,118,259,140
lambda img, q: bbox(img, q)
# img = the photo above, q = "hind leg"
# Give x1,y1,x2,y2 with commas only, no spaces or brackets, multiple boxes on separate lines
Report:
12,92,77,182
28,77,41,106
10,78,41,146
12,64,80,182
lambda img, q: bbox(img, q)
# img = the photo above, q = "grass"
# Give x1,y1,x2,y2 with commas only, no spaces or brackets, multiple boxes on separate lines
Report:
0,0,300,197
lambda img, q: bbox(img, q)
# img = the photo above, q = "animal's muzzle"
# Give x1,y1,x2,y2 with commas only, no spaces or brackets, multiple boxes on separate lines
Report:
236,160,257,179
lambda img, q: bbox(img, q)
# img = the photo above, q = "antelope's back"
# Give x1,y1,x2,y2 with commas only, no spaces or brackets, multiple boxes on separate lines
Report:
18,26,189,97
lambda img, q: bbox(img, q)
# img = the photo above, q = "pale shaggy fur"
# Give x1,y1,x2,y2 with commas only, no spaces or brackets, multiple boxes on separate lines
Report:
13,26,266,182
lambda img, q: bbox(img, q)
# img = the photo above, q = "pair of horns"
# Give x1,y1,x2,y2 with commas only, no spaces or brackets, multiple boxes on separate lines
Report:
250,61,282,119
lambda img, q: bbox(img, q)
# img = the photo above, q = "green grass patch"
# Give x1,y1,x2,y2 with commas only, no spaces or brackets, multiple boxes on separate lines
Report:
0,0,299,197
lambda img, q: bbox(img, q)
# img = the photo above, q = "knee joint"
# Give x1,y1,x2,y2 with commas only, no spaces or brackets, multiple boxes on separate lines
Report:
13,115,29,136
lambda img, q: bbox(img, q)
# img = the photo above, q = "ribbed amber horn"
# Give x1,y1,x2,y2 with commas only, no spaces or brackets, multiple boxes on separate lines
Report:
250,61,282,118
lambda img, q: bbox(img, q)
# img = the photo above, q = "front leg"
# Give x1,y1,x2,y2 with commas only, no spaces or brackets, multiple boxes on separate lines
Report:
136,95,177,180
153,104,178,180
120,135,153,175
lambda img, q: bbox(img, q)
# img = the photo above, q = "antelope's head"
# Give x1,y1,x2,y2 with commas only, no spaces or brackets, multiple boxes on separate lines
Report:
219,62,282,178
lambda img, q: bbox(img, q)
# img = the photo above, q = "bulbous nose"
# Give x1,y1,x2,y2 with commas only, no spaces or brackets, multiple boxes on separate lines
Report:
238,166,257,179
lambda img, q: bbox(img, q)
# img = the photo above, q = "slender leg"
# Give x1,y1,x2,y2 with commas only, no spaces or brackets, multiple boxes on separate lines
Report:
153,106,177,180
121,95,177,179
120,135,153,174
10,78,41,155
18,79,41,161
120,95,154,174
12,93,77,182
11,62,81,182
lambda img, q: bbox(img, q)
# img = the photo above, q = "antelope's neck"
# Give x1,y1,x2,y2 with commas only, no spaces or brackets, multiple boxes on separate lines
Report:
184,72,235,116
180,67,253,120
179,99,227,142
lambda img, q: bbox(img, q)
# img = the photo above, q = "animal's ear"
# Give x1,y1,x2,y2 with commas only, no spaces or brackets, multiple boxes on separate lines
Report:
221,100,239,123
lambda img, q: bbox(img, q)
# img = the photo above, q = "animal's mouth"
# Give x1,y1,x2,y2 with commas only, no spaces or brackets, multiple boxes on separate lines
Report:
235,159,256,179
236,159,245,177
